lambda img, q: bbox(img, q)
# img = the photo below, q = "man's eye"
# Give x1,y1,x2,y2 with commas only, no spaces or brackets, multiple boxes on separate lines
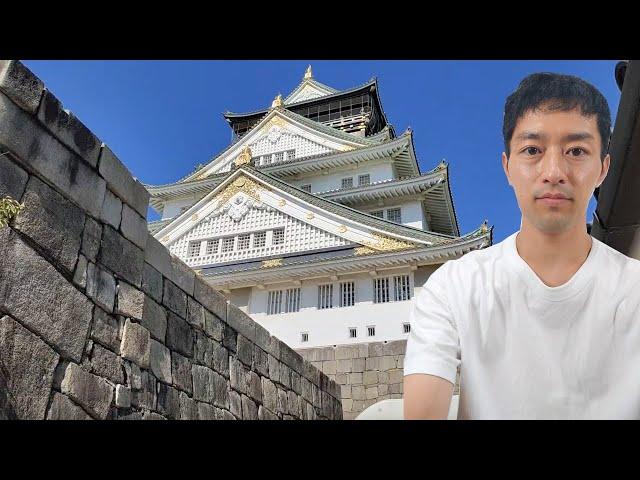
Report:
523,147,540,155
568,147,586,156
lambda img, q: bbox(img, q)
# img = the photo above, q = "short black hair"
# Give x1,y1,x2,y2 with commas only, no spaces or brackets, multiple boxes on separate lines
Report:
503,72,612,160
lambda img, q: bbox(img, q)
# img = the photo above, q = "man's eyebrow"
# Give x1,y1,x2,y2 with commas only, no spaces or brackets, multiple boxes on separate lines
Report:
562,132,595,142
513,131,546,142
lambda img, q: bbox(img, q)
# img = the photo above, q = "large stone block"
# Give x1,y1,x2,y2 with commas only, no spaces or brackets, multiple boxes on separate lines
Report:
287,390,299,417
267,354,280,384
167,255,195,297
253,345,269,377
150,339,172,384
80,216,101,263
194,330,214,368
226,304,256,343
163,279,187,318
0,229,92,362
0,154,28,201
0,315,59,419
141,296,167,342
0,60,44,114
291,371,301,396
301,377,312,403
222,323,237,353
261,377,278,413
279,363,291,389
144,235,171,278
37,88,101,167
90,343,124,384
86,262,116,313
166,311,193,358
227,388,241,418
258,405,279,420
336,345,358,361
120,203,147,249
241,395,258,420
47,392,92,420
336,359,353,374
73,253,88,289
380,355,397,372
115,384,131,408
192,365,227,409
100,188,122,229
352,357,365,373
171,351,193,395
382,340,406,356
99,225,144,287
141,262,163,304
388,369,403,384
197,402,217,420
61,362,114,419
132,370,156,410
246,370,262,404
97,144,149,217
157,383,180,419
13,175,85,273
211,339,229,378
236,334,253,368
0,93,106,217
91,307,120,353
204,309,224,342
229,356,248,395
279,340,304,376
116,281,145,319
178,391,196,420
186,296,205,330
193,276,227,321
120,319,150,369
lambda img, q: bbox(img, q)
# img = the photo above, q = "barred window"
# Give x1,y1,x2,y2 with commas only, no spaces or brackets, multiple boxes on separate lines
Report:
341,177,354,189
285,288,301,313
221,237,235,253
261,154,273,165
373,277,390,304
317,284,333,309
370,210,384,219
188,241,201,257
238,233,250,250
253,231,266,248
275,151,284,163
206,238,219,255
394,275,411,301
403,323,411,334
300,184,312,193
367,326,376,337
339,281,355,307
349,327,357,338
286,149,296,160
272,227,285,245
267,290,283,315
301,332,309,342
358,174,371,186
387,207,402,223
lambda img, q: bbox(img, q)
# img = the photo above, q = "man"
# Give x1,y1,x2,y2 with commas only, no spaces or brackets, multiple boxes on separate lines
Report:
403,72,640,420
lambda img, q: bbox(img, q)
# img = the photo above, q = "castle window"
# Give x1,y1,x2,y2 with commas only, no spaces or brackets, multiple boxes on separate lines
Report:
274,151,284,163
358,174,371,186
349,327,357,339
187,241,201,257
318,284,333,310
394,275,411,301
272,227,285,245
367,326,376,337
370,210,384,219
286,149,296,161
301,332,309,342
341,177,354,189
253,231,266,248
300,184,312,193
206,238,219,255
267,290,283,315
221,237,235,253
373,277,390,304
339,281,355,307
238,234,250,250
403,323,411,334
285,288,301,313
387,208,402,223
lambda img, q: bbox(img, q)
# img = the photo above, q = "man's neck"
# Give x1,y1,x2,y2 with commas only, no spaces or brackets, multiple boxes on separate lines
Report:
515,220,593,287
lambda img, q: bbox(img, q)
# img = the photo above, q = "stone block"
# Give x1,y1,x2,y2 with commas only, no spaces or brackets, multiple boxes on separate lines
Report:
81,217,101,263
242,395,258,420
236,334,253,368
279,340,304,375
116,281,145,319
0,60,44,113
222,323,237,353
90,343,124,384
229,356,248,395
378,371,389,384
197,402,217,420
193,276,227,320
150,339,172,384
91,307,120,353
226,304,256,343
366,357,380,370
100,188,122,229
179,391,196,420
166,311,193,358
186,296,205,330
301,377,312,402
142,411,166,420
124,361,142,390
378,384,389,396
0,315,59,419
141,296,167,342
335,345,357,361
352,385,366,401
115,385,131,408
388,369,404,384
380,355,397,371
61,362,114,419
120,203,147,249
246,370,262,404
192,365,228,409
229,389,242,419
167,255,195,297
204,309,224,342
141,262,163,304
268,354,280,384
156,383,180,419
352,358,365,373
291,371,301,396
37,88,101,166
73,254,88,289
144,235,171,278
13,175,85,273
99,225,144,287
261,377,278,413
97,144,149,217
322,360,336,375
279,363,291,389
383,340,406,356
0,154,28,201
253,345,269,377
341,384,352,399
132,369,156,411
171,351,193,395
163,279,187,318
389,383,403,394
397,354,404,369
363,370,378,386
0,93,106,217
47,392,92,420
365,386,378,400
258,405,278,420
0,229,92,362
86,262,116,313
120,319,150,369
337,359,352,374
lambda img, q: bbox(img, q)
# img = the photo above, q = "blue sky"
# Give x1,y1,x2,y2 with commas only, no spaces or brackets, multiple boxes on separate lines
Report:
23,60,621,243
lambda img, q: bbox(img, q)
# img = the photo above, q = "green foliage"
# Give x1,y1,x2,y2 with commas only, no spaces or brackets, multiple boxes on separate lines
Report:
0,197,24,228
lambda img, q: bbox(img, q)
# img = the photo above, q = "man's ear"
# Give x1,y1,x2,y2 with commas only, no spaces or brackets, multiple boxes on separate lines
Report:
596,153,611,188
502,152,512,186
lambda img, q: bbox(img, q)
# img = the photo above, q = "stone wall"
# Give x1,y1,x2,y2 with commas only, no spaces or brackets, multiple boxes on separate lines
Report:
0,60,342,420
298,340,460,420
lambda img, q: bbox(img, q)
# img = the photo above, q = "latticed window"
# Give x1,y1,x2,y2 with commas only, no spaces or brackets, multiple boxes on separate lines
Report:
341,177,354,189
373,277,390,304
261,154,273,165
358,174,371,186
318,284,333,309
300,184,312,193
367,326,376,337
286,149,296,161
339,281,355,307
394,275,411,301
387,208,402,223
272,227,285,245
238,234,250,250
403,323,411,334
370,210,384,219
301,332,309,342
267,290,283,315
349,328,357,338
206,238,219,255
221,237,235,253
285,288,301,313
188,241,201,257
253,231,266,248
274,152,284,163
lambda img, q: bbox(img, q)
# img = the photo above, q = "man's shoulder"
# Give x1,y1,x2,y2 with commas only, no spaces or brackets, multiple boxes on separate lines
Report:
594,237,640,277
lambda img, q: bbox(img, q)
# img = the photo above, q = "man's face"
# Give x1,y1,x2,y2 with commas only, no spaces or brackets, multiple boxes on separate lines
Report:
502,105,610,235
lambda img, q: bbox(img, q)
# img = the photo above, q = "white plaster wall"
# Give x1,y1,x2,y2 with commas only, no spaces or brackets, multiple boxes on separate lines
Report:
244,266,437,349
361,200,425,230
162,196,198,220
288,161,395,193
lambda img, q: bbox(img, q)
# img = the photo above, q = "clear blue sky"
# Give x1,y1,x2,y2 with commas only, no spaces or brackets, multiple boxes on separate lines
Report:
23,60,621,243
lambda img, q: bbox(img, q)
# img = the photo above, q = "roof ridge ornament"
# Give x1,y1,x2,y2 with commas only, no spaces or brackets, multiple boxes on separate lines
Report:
271,93,283,109
481,219,489,234
304,65,313,79
437,159,447,170
234,146,253,166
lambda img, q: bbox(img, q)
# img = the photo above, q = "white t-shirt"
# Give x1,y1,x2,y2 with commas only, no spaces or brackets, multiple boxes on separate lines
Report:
404,231,640,419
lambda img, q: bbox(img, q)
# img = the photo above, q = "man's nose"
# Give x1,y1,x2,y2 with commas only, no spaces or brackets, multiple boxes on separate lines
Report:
539,148,568,184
